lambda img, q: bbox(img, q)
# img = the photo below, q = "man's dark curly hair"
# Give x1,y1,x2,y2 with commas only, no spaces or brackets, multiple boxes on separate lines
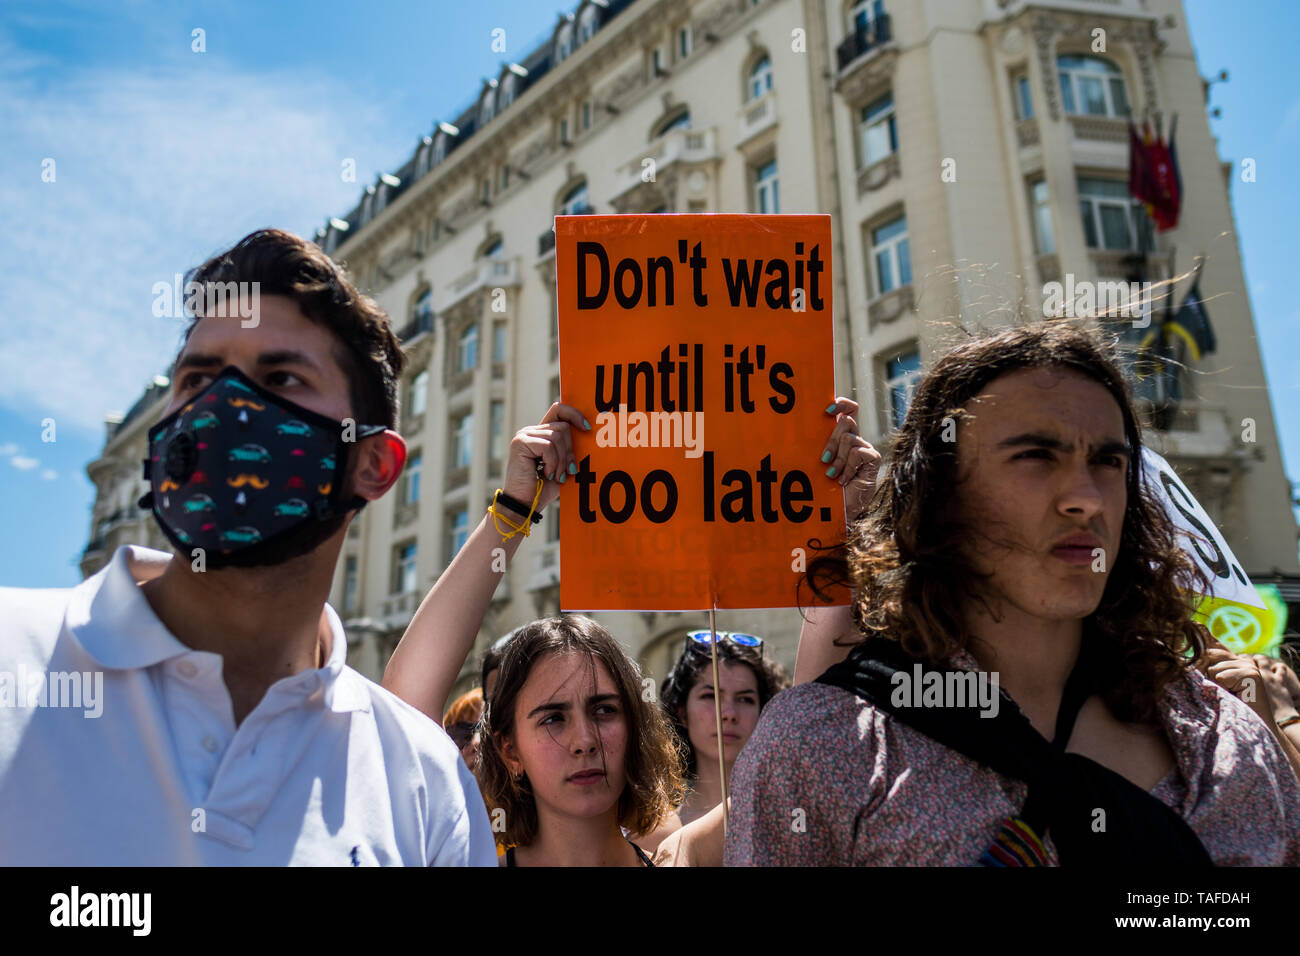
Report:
806,321,1209,725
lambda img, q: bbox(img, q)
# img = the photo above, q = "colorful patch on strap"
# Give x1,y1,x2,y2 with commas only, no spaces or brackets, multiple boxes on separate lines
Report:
978,816,1049,867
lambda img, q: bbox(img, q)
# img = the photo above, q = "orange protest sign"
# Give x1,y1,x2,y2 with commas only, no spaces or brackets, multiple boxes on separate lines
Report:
555,214,848,611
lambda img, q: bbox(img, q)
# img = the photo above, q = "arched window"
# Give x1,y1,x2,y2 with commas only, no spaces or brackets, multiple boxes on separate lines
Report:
433,133,447,165
416,140,431,177
653,108,691,139
747,55,772,101
556,23,574,62
1057,54,1130,118
578,6,599,44
480,89,495,127
558,181,590,215
500,74,516,109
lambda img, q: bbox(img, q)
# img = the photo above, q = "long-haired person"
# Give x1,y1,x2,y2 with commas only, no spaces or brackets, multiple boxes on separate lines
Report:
728,322,1300,866
476,616,683,866
658,633,788,827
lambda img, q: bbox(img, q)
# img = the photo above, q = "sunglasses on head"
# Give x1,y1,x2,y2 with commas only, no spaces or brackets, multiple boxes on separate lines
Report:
686,630,764,650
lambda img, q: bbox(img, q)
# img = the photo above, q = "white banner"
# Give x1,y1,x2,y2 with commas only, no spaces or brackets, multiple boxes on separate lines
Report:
1141,447,1265,610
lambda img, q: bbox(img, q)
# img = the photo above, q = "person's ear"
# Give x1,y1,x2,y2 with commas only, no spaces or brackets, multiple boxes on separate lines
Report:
350,429,407,502
500,735,523,778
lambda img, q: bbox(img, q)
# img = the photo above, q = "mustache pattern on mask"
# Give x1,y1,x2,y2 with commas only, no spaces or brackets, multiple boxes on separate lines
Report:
227,474,270,489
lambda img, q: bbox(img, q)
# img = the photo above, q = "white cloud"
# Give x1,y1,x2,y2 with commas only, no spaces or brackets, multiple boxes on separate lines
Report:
0,442,17,456
0,20,412,438
11,456,39,470
40,469,58,480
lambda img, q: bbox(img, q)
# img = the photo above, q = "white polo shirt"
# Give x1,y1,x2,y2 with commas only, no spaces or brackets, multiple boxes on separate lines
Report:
0,545,497,866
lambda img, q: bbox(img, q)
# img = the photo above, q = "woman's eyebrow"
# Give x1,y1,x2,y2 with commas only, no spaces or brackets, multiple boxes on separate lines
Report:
526,700,570,718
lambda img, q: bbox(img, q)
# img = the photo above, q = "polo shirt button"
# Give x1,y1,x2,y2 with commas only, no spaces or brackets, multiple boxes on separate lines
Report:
177,661,198,679
201,735,219,753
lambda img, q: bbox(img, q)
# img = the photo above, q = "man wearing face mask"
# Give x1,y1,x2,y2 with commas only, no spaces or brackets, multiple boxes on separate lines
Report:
0,229,497,866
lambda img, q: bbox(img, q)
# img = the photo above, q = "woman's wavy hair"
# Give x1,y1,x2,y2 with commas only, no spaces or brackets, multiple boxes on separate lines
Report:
659,638,790,778
477,615,686,847
807,321,1208,724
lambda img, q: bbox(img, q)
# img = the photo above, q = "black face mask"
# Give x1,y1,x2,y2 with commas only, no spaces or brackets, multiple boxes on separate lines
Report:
138,365,386,569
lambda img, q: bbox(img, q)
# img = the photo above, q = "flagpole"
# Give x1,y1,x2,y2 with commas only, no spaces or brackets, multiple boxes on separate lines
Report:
709,604,729,837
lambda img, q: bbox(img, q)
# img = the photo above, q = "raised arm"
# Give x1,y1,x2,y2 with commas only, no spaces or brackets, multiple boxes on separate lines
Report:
382,403,588,720
793,397,880,685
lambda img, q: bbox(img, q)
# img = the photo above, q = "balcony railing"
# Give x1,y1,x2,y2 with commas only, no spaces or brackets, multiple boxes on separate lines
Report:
609,127,718,207
836,14,892,72
398,311,433,341
445,256,521,311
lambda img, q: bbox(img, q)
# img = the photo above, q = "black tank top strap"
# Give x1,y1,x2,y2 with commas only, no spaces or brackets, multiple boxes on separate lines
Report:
627,838,655,867
504,845,516,867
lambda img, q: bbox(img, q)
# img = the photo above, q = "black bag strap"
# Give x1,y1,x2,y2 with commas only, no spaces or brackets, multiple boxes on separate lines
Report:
816,638,1213,866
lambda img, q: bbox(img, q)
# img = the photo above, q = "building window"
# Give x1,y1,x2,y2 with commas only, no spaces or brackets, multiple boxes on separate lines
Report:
582,101,592,130
1057,55,1130,118
851,0,886,35
434,136,446,164
871,214,911,295
501,165,510,191
654,109,691,138
409,369,429,417
1013,73,1034,121
501,78,515,109
343,556,358,612
481,237,504,259
559,181,590,216
480,94,494,127
860,92,897,167
884,348,922,430
557,26,573,62
490,400,506,461
1077,177,1151,252
678,26,692,59
652,47,664,75
755,159,779,214
492,321,508,363
748,55,772,101
458,323,479,373
559,116,569,144
449,509,470,561
1031,179,1055,255
454,411,474,469
403,451,422,505
393,541,417,595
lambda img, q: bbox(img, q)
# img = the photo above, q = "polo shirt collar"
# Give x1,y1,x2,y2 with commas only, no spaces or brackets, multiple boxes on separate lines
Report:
65,544,190,670
66,544,370,714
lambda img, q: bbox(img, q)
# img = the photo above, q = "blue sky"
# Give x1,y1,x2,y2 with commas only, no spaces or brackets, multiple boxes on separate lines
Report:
0,0,1296,587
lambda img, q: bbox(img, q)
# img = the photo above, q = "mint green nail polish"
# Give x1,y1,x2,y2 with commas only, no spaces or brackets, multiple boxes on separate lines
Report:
568,461,577,475
558,471,566,484
821,451,832,464
826,466,837,478
825,403,837,414
582,417,592,430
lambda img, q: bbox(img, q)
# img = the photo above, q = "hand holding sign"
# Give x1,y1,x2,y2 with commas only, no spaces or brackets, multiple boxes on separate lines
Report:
502,402,591,510
822,397,881,519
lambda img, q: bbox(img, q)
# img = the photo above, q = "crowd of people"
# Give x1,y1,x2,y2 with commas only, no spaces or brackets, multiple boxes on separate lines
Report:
1,228,1297,866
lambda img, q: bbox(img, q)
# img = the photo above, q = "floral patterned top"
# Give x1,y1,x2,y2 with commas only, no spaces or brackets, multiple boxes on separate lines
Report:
724,653,1300,866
